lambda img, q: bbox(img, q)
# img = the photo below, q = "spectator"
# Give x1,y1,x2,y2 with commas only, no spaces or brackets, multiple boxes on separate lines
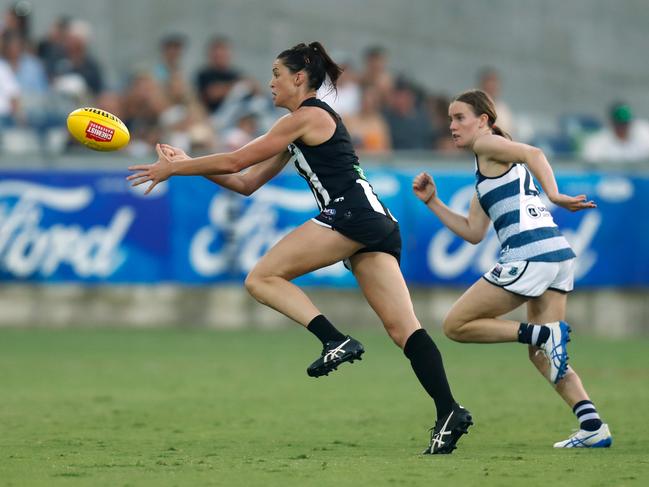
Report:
0,55,20,127
477,67,514,135
3,1,32,42
318,53,361,117
582,102,649,163
383,77,434,150
344,84,391,154
36,16,69,80
220,110,258,151
121,70,168,156
153,33,187,84
159,71,217,153
195,36,241,114
359,45,394,107
53,19,104,96
2,30,47,94
1,29,48,129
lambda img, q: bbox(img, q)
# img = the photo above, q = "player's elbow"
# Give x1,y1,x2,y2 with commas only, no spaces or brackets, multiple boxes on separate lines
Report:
465,229,487,245
526,146,545,162
239,184,257,197
466,234,483,245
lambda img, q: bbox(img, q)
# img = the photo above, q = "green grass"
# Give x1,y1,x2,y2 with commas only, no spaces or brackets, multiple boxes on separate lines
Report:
0,327,648,487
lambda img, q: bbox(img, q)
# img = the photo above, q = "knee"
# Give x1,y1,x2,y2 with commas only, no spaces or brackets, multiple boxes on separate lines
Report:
442,315,464,342
244,271,267,301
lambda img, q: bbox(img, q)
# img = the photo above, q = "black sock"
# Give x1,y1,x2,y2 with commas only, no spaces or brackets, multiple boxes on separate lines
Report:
307,315,346,345
573,400,603,431
517,322,551,346
403,328,456,419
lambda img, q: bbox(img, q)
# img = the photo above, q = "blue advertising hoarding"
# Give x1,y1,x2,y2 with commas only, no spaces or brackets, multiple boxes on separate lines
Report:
0,168,647,287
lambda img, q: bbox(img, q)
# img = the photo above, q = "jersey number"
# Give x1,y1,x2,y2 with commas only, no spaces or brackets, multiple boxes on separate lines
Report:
523,169,540,196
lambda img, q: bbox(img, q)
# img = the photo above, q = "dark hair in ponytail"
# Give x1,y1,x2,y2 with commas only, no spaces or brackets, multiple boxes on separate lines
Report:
277,41,343,92
454,89,512,140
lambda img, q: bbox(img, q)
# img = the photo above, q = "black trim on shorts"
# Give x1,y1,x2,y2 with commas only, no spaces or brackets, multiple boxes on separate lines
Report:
481,276,534,299
547,287,573,294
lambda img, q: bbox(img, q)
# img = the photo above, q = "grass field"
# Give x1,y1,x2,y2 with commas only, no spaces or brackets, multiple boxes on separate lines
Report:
1,327,648,487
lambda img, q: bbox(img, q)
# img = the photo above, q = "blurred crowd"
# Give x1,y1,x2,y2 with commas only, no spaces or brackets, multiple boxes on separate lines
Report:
1,2,649,163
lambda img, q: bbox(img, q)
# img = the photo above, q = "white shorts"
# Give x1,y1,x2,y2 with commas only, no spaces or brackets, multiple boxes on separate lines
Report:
482,259,575,298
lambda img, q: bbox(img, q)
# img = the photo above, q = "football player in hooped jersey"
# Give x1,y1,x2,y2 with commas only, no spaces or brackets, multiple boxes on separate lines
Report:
128,42,472,454
413,89,612,449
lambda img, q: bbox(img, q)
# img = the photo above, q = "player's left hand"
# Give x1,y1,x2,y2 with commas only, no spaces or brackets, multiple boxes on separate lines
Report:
127,144,173,195
550,193,597,212
160,143,189,161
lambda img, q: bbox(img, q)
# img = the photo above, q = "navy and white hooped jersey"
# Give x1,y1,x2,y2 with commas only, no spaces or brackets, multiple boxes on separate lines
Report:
288,97,395,220
475,157,575,263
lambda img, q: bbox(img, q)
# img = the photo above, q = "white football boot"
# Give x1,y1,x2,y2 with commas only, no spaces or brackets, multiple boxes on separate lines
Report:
553,423,612,448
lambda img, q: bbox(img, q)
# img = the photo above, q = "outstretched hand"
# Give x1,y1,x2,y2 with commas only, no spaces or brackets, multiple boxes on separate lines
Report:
550,194,597,212
159,143,190,161
412,172,437,204
127,144,174,195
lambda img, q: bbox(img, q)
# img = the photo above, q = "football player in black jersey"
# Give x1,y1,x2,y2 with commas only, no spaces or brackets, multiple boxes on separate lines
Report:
128,41,471,454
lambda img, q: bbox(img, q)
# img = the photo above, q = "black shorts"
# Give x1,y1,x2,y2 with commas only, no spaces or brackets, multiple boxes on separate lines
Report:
312,183,402,266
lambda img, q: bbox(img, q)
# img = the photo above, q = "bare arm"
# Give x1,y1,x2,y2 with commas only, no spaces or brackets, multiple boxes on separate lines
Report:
473,134,596,212
127,110,312,194
203,151,291,196
413,172,491,244
159,144,291,196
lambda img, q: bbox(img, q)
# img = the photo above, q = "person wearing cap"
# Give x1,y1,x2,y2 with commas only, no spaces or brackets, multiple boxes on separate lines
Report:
582,102,649,163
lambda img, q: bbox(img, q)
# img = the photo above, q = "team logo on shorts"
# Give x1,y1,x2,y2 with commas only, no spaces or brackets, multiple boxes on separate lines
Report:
491,264,503,278
321,208,336,221
508,266,519,276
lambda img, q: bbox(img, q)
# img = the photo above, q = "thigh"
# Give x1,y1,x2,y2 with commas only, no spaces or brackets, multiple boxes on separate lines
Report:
350,251,419,337
447,278,527,323
251,220,364,280
527,289,568,323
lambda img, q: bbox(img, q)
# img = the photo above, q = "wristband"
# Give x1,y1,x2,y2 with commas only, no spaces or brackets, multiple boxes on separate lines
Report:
424,193,435,205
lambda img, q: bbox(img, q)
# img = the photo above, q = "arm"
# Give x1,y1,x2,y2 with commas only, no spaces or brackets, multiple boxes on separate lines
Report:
204,152,292,196
473,134,596,212
412,172,491,244
128,110,312,194
160,144,291,196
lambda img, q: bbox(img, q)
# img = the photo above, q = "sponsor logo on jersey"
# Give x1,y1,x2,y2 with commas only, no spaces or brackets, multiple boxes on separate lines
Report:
526,204,549,219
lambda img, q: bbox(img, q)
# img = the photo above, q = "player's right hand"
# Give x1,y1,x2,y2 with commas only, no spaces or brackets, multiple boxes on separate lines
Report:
412,172,437,204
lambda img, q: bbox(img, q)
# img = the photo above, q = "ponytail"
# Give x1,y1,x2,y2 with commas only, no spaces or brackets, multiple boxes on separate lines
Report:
491,123,511,140
277,41,344,92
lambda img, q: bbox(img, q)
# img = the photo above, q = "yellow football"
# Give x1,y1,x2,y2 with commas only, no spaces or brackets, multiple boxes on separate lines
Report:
66,107,130,152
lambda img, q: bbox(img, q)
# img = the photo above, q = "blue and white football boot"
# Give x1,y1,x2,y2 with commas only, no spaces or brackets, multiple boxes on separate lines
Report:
540,321,571,384
553,423,612,448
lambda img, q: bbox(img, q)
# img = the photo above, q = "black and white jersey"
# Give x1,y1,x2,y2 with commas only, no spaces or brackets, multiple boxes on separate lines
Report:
288,97,373,210
289,98,400,262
